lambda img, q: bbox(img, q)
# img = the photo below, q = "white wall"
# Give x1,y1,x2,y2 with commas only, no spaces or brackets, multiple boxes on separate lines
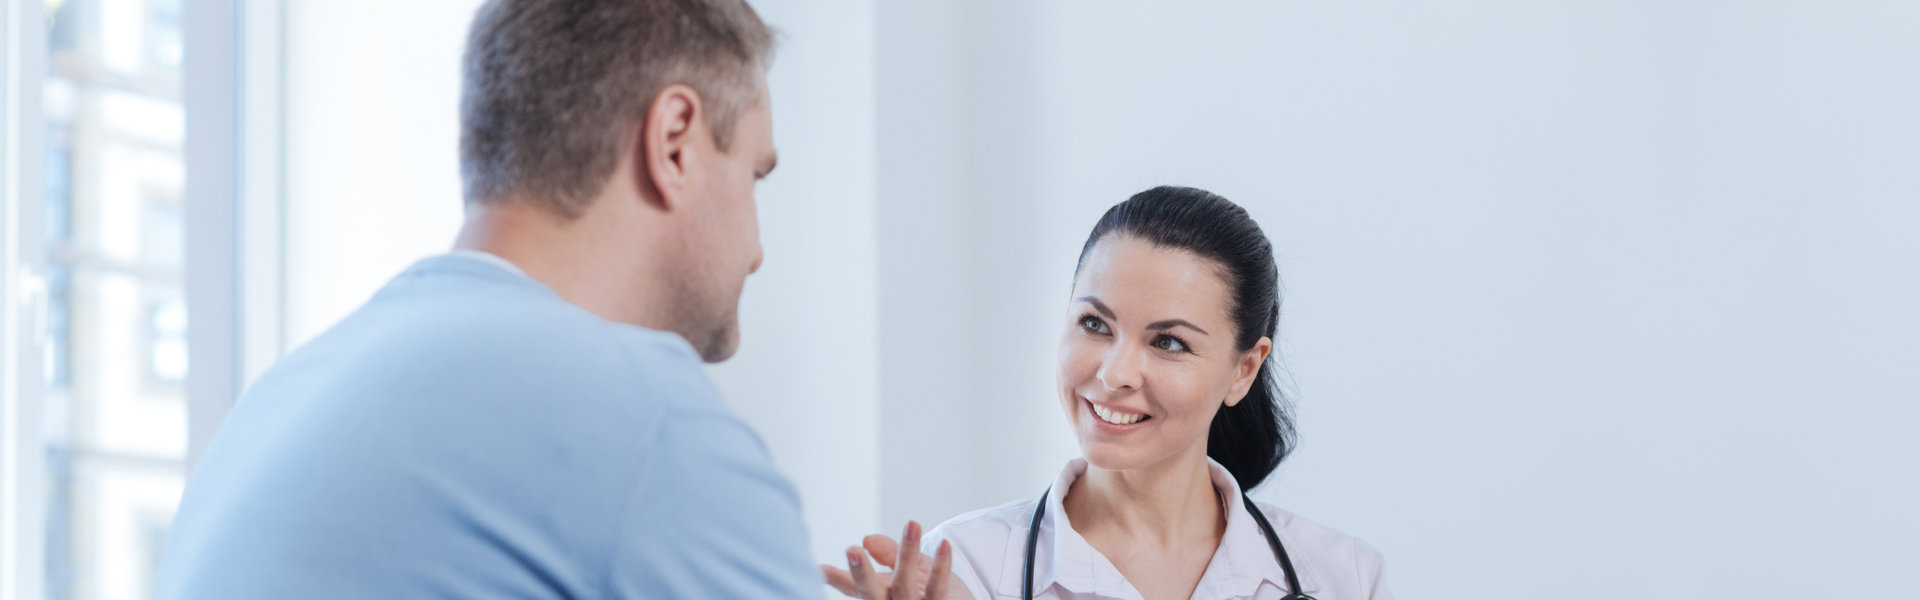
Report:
283,0,477,345
870,1,1920,597
874,0,1086,532
703,0,882,567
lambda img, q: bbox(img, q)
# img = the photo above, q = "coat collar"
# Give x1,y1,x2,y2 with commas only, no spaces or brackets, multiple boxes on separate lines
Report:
996,457,1320,598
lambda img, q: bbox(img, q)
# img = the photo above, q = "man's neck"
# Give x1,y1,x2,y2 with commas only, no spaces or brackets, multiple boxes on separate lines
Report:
452,199,674,331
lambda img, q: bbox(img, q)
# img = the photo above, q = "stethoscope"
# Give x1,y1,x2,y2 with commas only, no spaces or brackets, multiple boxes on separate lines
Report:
1021,487,1315,600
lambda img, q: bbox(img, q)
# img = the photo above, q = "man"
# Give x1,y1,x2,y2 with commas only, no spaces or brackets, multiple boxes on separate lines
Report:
156,1,947,597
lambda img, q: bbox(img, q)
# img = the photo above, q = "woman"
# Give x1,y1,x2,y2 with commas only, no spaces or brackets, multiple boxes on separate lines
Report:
827,186,1392,600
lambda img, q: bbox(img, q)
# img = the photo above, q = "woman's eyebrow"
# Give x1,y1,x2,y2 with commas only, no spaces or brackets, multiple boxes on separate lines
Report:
1076,296,1117,321
1077,296,1210,336
1146,319,1209,336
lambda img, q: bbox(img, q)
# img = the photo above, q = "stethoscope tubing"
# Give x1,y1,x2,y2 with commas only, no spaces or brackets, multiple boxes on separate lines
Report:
1020,487,1314,600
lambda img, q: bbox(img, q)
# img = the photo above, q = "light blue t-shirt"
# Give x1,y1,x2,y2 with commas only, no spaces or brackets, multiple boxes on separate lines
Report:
156,254,821,599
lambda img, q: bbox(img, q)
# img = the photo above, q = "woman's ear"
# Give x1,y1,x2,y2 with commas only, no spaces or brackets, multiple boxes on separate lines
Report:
1224,336,1273,407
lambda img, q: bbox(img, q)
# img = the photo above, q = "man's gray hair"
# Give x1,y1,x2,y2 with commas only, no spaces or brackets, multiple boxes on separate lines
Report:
459,0,774,217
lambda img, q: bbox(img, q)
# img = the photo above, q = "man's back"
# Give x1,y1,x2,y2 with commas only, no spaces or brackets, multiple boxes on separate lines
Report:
155,255,820,598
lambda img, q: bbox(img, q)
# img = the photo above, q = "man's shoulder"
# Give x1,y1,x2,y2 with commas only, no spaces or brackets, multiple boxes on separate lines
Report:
160,262,752,599
275,258,717,412
215,259,736,498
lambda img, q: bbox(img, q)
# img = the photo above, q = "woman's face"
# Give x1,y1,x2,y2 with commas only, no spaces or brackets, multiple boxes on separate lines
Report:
1059,235,1271,474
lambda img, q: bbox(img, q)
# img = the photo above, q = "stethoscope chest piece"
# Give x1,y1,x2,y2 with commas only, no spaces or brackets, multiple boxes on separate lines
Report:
1020,488,1314,600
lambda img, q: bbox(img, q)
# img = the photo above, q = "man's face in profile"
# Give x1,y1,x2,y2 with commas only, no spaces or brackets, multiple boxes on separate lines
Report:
679,78,775,363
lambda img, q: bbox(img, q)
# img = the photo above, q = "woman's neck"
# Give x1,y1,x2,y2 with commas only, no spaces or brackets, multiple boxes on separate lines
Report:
1063,450,1225,548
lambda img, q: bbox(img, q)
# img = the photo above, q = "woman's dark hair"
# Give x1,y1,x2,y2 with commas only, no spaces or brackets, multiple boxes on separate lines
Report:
1073,185,1296,490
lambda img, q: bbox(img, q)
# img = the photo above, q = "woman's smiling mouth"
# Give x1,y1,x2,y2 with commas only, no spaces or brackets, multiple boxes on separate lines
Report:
1085,398,1151,426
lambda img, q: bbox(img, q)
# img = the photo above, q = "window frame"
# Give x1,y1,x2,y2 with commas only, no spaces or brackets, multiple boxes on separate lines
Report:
3,0,51,597
2,0,281,597
184,0,285,470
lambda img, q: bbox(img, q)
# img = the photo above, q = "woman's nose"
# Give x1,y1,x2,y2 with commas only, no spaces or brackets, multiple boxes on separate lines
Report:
1096,345,1144,391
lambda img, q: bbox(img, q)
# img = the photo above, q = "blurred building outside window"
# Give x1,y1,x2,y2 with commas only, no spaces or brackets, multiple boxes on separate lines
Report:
38,0,189,598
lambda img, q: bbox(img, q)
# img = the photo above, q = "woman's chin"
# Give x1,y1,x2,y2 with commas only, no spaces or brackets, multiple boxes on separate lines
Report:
1078,443,1155,473
1075,426,1197,475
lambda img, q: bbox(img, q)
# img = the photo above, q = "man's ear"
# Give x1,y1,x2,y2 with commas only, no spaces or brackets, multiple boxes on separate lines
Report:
637,84,703,211
1225,336,1273,407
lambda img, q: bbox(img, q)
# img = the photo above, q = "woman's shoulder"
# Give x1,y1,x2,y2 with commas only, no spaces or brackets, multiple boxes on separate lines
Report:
926,497,1034,548
1247,501,1375,548
1246,500,1392,596
920,498,1038,599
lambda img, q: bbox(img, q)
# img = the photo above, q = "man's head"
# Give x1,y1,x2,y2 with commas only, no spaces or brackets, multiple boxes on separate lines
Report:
459,0,777,362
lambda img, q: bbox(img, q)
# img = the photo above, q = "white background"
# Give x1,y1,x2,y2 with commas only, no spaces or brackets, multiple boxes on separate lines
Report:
279,1,1920,598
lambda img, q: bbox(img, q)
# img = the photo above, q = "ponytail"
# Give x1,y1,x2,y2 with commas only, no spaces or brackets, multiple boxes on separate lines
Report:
1208,358,1292,489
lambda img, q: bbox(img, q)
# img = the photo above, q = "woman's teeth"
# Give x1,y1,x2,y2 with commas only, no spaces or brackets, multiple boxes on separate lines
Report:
1091,402,1147,425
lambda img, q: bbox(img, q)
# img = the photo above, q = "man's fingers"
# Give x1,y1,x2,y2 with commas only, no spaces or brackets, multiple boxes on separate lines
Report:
889,521,924,600
862,534,900,568
845,546,887,600
852,521,942,599
925,540,955,600
822,565,858,598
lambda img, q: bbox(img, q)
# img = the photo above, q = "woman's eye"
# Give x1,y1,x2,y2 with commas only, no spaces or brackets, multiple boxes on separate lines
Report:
1153,335,1189,353
1079,315,1109,334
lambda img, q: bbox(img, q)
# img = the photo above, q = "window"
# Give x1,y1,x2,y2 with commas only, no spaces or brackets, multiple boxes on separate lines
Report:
39,0,190,597
9,0,264,596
